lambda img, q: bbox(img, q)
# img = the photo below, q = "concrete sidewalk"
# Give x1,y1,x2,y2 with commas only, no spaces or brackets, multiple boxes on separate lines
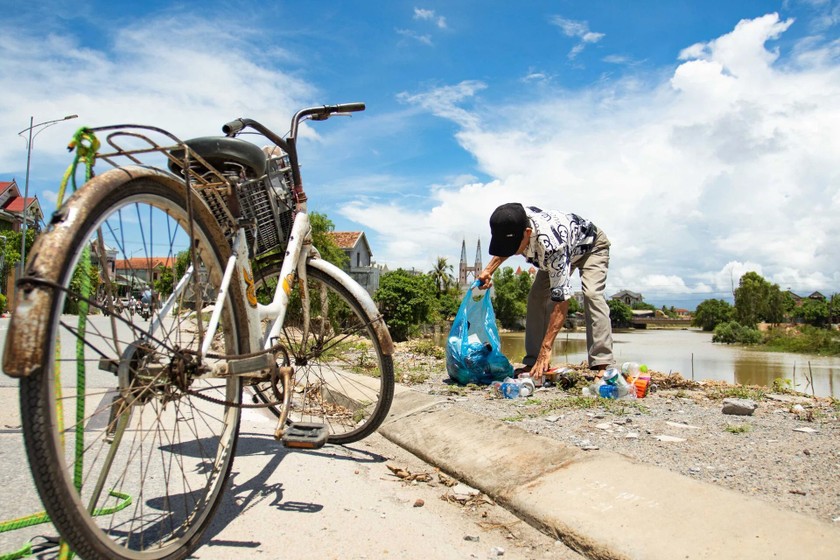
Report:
379,390,840,560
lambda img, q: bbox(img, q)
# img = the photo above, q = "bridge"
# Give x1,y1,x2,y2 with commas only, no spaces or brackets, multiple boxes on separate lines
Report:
629,317,693,329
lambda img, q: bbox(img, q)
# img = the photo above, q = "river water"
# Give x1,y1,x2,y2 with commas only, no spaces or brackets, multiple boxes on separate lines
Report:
496,328,840,398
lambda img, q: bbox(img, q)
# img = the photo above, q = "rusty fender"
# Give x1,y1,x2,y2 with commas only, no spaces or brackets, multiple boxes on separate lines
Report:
2,166,183,378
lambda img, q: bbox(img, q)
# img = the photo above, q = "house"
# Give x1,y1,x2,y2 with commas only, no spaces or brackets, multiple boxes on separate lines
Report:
114,256,176,293
0,179,45,301
611,290,644,307
0,179,43,231
326,231,381,295
787,290,827,306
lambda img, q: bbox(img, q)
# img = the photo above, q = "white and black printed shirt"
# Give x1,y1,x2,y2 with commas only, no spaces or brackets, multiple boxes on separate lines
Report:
522,206,597,302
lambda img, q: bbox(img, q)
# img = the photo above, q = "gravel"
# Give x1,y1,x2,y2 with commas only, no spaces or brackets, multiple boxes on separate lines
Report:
393,344,840,525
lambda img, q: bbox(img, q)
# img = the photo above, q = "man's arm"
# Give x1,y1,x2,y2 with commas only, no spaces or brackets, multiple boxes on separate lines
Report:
531,299,570,380
476,256,507,289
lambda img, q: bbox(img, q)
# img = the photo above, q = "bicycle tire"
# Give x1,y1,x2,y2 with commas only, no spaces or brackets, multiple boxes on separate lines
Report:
251,259,394,444
16,169,249,560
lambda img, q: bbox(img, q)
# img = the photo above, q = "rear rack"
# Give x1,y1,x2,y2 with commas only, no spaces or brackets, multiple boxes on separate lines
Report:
88,125,296,256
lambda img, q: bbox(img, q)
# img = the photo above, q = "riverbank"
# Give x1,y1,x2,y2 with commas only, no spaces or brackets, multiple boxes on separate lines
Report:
392,342,840,525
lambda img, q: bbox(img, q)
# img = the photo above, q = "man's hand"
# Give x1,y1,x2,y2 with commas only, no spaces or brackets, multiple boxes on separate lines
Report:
476,269,493,290
476,256,507,290
530,350,552,383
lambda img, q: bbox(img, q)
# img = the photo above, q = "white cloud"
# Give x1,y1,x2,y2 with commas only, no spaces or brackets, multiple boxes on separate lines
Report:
549,16,605,59
0,14,317,211
372,13,840,302
413,7,447,29
396,28,433,46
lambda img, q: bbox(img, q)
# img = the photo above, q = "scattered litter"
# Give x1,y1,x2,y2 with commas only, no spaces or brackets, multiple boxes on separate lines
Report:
544,415,563,423
793,427,819,434
386,464,433,483
665,421,701,430
653,435,686,442
625,432,640,439
489,546,506,557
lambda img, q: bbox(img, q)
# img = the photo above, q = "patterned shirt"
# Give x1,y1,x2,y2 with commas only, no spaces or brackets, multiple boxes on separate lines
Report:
522,206,597,302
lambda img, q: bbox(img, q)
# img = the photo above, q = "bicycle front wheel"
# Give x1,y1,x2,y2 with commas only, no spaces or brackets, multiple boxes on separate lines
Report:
251,259,394,444
14,170,248,560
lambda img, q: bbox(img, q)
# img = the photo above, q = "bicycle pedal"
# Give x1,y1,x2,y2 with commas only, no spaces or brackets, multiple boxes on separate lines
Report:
281,422,329,450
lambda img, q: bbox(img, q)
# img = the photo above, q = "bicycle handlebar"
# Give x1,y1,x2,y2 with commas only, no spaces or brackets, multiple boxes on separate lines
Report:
223,102,365,140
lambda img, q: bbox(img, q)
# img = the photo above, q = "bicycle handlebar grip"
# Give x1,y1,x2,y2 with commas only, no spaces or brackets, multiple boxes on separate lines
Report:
222,119,245,136
334,102,365,113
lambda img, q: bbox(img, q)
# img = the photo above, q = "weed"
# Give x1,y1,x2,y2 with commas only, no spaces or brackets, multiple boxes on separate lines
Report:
501,414,524,422
708,385,766,401
725,423,752,434
401,369,430,384
409,339,445,359
772,378,794,393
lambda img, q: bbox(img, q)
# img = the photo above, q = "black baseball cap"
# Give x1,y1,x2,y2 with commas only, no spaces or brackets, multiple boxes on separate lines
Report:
489,203,528,257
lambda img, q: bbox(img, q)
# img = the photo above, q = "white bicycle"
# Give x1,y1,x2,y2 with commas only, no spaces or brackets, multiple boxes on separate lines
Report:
3,103,394,560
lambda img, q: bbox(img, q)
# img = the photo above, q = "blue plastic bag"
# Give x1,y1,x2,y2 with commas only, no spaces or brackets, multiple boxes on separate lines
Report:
446,282,513,385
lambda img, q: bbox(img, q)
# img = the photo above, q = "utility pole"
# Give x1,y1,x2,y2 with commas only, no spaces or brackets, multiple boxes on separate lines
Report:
18,114,78,278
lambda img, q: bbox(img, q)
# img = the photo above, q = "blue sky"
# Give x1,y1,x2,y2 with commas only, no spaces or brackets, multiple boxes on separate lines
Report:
1,1,839,309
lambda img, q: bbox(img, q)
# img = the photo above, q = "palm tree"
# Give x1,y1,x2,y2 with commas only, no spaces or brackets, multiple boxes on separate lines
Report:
429,257,454,292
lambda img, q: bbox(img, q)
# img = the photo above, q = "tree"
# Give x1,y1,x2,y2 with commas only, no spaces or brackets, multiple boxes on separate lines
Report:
829,293,840,326
155,265,174,296
491,267,531,329
733,272,770,328
309,212,349,269
429,257,455,292
373,269,437,341
692,299,733,331
800,298,829,328
712,320,763,344
732,272,786,328
608,299,632,328
0,228,37,284
434,286,461,322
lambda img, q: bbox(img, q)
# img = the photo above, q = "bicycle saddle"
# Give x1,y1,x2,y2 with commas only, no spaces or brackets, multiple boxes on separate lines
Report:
168,136,267,178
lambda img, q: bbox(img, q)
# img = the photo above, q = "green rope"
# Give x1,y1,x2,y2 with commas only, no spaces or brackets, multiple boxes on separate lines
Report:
1,127,107,560
0,490,131,560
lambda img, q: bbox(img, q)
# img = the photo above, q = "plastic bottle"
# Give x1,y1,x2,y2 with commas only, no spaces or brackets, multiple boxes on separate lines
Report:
490,381,503,398
598,383,619,399
582,377,605,397
500,378,520,399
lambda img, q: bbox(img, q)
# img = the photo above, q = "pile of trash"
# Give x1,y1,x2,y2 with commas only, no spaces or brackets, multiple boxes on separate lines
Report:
490,362,653,401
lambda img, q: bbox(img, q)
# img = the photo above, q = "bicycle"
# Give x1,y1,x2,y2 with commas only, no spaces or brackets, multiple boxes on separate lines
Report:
2,103,395,560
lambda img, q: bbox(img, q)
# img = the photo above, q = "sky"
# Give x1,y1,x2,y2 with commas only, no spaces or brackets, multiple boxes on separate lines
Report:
1,0,839,309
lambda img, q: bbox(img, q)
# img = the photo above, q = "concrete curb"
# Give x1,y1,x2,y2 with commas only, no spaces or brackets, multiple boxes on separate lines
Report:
379,390,840,560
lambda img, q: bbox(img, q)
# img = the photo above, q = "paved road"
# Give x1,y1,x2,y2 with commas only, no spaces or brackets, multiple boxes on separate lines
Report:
0,315,583,559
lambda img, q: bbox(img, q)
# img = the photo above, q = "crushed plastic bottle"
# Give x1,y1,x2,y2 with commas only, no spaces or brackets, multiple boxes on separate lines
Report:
582,377,605,397
599,367,636,400
500,378,520,399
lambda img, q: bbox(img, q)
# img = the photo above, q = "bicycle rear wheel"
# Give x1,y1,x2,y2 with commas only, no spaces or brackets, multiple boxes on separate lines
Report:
14,170,248,560
251,259,394,444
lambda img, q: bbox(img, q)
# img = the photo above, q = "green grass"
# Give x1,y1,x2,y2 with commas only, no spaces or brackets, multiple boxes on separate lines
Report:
762,325,840,356
725,423,752,434
707,385,766,401
536,395,649,415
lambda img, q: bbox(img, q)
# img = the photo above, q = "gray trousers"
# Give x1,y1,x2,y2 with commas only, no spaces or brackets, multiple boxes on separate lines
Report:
523,228,614,369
